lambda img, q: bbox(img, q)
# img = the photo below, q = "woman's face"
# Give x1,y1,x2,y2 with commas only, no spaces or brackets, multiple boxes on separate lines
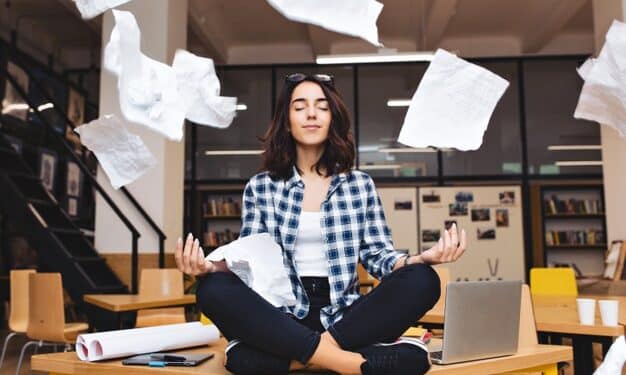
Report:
288,81,331,149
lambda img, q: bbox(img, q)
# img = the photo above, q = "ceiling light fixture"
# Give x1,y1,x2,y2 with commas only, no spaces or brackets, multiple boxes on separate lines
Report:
547,145,602,151
316,51,435,65
235,104,247,111
386,99,412,107
554,160,603,167
204,150,263,156
378,147,440,153
359,164,403,170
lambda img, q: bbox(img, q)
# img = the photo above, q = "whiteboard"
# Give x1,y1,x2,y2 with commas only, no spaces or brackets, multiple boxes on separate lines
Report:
418,186,525,282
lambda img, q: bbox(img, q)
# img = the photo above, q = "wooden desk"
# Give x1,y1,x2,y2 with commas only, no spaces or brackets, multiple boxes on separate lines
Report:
419,294,626,375
83,294,196,312
32,339,572,375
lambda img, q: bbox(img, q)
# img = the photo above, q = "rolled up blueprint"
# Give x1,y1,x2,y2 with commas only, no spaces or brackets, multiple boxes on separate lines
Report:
75,322,219,362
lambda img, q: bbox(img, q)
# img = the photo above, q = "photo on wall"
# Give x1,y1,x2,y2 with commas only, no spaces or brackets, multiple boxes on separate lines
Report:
39,149,57,192
422,191,440,203
449,202,468,216
444,220,457,230
66,161,82,198
471,208,490,221
477,227,496,240
2,62,30,120
496,209,509,227
394,200,412,210
422,229,441,243
499,191,515,204
455,191,474,203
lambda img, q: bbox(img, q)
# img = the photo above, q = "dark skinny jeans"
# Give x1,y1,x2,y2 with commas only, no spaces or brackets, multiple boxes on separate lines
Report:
196,262,440,366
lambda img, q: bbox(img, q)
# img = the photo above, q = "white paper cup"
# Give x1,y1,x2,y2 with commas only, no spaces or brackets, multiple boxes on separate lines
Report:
576,298,596,325
599,300,619,326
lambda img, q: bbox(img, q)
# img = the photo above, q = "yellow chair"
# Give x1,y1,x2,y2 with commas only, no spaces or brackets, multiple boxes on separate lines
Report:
0,269,35,370
15,273,88,374
135,268,186,328
529,267,578,296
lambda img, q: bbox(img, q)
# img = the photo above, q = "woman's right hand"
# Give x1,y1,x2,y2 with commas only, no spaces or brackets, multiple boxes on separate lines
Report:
175,233,215,276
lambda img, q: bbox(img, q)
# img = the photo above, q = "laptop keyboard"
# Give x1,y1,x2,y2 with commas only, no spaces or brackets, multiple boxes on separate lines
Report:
430,351,443,360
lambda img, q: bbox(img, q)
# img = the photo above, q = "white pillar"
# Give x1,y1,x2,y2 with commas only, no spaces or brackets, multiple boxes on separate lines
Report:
592,0,626,243
95,0,188,254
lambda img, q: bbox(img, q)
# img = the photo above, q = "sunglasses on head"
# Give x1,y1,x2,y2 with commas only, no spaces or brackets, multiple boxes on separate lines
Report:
285,73,335,87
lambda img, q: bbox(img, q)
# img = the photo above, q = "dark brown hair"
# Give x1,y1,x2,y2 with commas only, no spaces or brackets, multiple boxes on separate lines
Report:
261,77,355,180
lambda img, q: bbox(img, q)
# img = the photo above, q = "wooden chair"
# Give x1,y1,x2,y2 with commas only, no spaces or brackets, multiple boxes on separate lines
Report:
15,273,88,374
135,268,186,328
530,267,578,297
357,263,378,294
0,269,35,370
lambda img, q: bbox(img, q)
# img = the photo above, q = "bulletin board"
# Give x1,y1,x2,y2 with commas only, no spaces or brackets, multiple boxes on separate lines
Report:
418,186,525,282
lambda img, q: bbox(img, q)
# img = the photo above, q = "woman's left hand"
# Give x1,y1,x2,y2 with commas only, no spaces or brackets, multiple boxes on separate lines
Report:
420,223,467,265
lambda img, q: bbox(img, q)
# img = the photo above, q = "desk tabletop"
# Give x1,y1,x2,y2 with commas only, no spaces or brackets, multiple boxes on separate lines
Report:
32,339,571,375
83,294,196,312
421,294,626,337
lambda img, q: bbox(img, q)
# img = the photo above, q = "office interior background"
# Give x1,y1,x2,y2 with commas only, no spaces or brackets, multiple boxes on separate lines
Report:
0,0,624,337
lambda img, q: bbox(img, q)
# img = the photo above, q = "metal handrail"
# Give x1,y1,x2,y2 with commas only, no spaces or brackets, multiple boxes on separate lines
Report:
2,67,146,292
16,56,167,267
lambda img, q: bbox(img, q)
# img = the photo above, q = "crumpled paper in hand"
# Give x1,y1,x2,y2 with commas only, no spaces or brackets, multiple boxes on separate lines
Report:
397,49,509,151
104,10,186,141
73,0,132,19
266,0,383,47
207,233,297,308
172,50,237,128
574,20,626,136
74,114,156,189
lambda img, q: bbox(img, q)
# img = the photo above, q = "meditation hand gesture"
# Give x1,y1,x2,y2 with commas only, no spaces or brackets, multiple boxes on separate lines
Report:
174,233,216,276
420,223,467,265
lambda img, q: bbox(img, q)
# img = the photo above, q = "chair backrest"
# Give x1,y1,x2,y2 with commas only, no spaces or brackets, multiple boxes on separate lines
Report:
139,268,184,298
9,269,36,333
27,273,67,342
530,267,578,296
431,267,450,315
518,284,538,349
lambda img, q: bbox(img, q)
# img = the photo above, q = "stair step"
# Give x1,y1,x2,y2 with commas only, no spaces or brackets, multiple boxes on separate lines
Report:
77,259,126,287
29,201,74,229
49,227,83,235
28,198,55,207
11,175,56,202
0,152,30,174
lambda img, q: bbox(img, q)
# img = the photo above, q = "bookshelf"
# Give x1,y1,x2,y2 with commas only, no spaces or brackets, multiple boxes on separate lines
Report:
197,188,243,251
540,185,607,277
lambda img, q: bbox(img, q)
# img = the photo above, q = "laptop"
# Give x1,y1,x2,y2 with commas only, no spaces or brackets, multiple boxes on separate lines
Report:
430,280,522,365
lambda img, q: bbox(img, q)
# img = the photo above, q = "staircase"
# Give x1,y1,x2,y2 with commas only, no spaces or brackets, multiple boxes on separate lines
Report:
0,134,128,302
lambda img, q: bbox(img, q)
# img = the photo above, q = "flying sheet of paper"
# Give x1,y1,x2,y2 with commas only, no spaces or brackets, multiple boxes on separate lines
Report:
574,20,626,136
73,0,132,19
76,322,220,361
172,50,237,128
74,114,156,189
266,0,383,47
397,49,509,151
207,233,297,307
104,10,186,141
593,335,626,375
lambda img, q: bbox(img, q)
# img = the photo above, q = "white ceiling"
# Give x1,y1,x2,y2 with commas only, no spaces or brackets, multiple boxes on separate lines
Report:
0,0,595,69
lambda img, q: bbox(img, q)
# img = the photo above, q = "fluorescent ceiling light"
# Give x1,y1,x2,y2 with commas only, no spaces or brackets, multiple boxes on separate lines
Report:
37,102,54,111
548,145,602,151
378,147,438,153
359,164,403,170
235,103,247,111
1,103,29,114
317,51,435,65
554,160,603,167
204,150,263,156
387,99,411,107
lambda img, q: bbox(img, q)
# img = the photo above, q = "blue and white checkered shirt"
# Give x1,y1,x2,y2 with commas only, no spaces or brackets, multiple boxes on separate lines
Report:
240,167,404,328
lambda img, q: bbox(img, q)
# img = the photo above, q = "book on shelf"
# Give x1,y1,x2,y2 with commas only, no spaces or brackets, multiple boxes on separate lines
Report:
202,197,241,217
202,229,240,247
545,229,605,246
604,240,626,281
544,195,603,215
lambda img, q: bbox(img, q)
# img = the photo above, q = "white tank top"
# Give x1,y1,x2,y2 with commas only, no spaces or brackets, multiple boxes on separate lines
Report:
294,211,329,277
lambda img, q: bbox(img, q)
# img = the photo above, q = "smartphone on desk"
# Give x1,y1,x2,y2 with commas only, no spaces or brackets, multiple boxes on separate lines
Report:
122,352,214,367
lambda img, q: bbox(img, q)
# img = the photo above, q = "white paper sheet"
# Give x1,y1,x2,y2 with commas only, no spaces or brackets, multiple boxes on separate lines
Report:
593,335,626,375
74,114,156,189
73,0,132,19
172,50,237,128
75,322,220,362
397,49,509,151
266,0,383,47
574,20,626,136
207,233,297,307
104,10,186,141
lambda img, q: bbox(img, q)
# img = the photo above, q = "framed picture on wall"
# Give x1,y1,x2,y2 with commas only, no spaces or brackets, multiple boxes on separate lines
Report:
65,88,84,146
67,197,78,217
2,62,29,120
66,161,82,198
39,149,57,192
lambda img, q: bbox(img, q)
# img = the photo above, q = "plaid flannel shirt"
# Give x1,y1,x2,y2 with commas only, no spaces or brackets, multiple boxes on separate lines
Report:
240,167,404,328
